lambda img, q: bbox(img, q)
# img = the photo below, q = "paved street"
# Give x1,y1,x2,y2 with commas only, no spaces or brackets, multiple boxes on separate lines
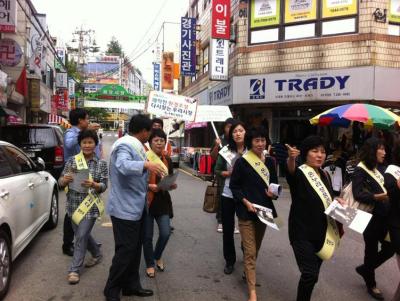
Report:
5,133,397,301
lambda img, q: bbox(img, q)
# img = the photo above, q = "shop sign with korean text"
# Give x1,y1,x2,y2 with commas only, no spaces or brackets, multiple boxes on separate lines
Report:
233,66,375,104
285,0,317,23
209,39,229,81
180,17,196,76
322,0,357,18
153,63,161,91
29,79,41,112
147,91,198,121
0,38,22,66
162,52,174,90
55,89,69,111
250,0,280,28
0,0,16,33
211,0,231,39
55,47,66,70
389,0,400,23
56,72,68,88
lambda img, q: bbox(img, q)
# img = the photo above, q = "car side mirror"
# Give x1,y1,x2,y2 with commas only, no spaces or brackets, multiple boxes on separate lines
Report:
34,157,45,171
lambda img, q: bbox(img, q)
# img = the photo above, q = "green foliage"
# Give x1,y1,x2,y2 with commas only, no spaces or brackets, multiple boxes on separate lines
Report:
85,108,110,122
66,59,83,82
106,36,123,56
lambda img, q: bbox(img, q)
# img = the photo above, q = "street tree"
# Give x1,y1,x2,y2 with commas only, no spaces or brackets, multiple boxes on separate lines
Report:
85,108,110,123
106,37,123,56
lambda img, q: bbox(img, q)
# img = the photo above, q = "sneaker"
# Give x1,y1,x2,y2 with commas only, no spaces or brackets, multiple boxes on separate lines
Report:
85,255,103,268
217,224,223,233
234,227,240,234
68,272,80,285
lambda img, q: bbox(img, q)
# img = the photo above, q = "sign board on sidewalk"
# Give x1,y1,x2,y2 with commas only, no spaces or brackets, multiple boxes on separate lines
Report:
147,91,198,121
194,105,232,122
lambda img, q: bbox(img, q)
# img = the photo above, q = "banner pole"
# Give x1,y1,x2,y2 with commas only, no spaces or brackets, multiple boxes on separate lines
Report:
165,119,171,151
211,121,222,148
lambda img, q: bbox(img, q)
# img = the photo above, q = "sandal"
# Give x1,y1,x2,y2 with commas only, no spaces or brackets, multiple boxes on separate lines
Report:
146,267,155,278
68,272,80,285
156,260,165,272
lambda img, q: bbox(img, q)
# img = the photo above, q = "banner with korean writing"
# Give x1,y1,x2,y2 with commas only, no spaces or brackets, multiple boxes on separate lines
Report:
322,0,357,18
285,0,317,23
390,0,400,23
180,17,196,76
212,0,231,39
153,63,161,91
147,91,198,121
195,105,232,122
162,52,174,90
250,0,280,28
209,38,229,81
0,0,16,33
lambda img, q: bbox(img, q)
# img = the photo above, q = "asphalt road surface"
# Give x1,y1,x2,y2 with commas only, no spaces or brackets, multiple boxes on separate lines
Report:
5,132,397,301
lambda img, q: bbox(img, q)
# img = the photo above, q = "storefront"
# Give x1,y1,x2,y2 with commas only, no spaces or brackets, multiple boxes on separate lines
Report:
231,66,400,145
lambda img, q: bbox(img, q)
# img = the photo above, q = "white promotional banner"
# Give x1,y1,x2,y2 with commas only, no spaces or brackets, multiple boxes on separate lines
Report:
209,38,229,81
233,66,375,104
147,91,198,121
195,105,232,122
84,100,145,110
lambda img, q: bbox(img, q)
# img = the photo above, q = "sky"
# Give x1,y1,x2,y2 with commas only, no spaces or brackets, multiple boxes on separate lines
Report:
32,0,188,84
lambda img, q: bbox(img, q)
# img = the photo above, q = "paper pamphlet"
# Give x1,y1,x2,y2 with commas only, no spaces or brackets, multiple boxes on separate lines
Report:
69,169,90,193
157,171,179,191
324,200,372,234
252,204,281,231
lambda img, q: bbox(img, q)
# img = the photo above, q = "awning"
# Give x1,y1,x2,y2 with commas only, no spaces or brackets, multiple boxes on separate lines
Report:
48,114,71,128
185,121,208,130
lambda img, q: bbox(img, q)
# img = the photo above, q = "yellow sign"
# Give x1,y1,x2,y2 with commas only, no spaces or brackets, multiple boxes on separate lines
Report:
285,0,317,23
322,0,357,18
250,0,280,28
389,0,400,23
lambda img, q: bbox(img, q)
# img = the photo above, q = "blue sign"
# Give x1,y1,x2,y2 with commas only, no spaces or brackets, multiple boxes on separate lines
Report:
249,79,265,100
153,63,161,91
180,17,196,76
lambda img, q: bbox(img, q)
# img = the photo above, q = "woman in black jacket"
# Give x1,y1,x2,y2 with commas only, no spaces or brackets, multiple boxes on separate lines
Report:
230,126,279,301
383,140,400,301
353,137,394,300
286,135,345,301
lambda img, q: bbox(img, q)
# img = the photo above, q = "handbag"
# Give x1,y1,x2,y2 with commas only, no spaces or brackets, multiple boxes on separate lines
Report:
203,180,219,213
341,182,374,213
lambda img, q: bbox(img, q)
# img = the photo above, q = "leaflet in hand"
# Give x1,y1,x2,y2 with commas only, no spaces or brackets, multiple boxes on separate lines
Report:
69,169,90,193
252,204,282,231
324,200,372,234
157,171,179,191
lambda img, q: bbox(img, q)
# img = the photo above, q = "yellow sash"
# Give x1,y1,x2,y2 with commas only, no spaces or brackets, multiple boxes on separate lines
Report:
299,164,341,260
71,152,104,225
146,149,168,175
243,150,270,186
358,162,387,193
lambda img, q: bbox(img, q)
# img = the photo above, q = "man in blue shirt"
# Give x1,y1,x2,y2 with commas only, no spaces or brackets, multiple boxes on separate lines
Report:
62,108,100,256
104,114,165,301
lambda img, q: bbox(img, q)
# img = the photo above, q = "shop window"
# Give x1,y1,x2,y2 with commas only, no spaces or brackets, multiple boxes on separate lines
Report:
322,18,356,35
202,45,209,73
388,24,400,36
248,0,358,45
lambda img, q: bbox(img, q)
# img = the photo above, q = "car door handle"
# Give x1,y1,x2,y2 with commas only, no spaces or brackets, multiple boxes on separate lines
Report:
0,191,9,198
28,182,35,189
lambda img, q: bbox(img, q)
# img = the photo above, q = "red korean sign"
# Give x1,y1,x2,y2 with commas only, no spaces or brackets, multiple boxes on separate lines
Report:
211,0,231,40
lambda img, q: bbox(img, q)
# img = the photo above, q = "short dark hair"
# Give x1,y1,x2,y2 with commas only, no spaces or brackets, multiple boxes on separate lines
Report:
129,114,152,134
78,129,99,146
359,137,385,170
245,126,269,150
152,118,164,128
69,108,88,126
228,121,246,152
223,118,235,128
392,139,400,166
300,135,325,163
149,129,167,143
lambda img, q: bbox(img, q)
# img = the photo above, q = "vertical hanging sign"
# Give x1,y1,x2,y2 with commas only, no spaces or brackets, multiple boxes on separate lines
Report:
153,63,161,91
162,52,174,90
209,38,229,81
180,17,197,76
0,0,17,33
211,0,231,39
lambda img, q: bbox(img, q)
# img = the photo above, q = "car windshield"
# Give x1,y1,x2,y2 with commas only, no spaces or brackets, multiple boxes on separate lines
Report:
0,127,56,148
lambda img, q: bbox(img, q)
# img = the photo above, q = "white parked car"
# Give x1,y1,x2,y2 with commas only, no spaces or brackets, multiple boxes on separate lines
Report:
0,141,59,298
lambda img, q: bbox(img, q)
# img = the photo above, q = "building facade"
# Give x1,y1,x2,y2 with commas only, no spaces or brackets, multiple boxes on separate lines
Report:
180,0,400,146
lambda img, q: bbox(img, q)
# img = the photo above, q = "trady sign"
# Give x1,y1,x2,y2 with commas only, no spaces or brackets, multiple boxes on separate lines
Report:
233,67,375,104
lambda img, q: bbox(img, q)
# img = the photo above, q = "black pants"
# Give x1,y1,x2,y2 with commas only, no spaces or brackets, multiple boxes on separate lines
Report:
362,215,395,288
221,196,236,266
63,213,74,248
292,240,323,301
389,225,400,255
104,216,143,298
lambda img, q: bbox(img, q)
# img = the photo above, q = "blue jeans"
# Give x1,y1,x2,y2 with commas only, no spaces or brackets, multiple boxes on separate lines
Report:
69,218,101,273
143,212,171,268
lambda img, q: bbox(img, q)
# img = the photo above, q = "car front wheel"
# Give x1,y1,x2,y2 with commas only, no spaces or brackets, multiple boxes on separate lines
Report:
44,191,58,230
0,230,11,300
